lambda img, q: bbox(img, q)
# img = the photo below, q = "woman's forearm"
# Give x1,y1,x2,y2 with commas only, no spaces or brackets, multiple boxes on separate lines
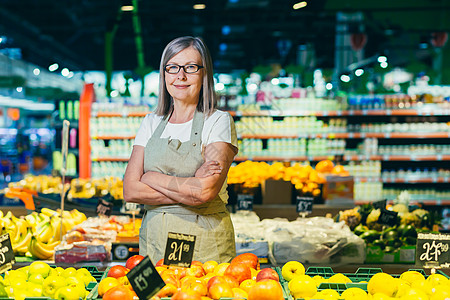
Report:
141,171,217,205
123,180,178,205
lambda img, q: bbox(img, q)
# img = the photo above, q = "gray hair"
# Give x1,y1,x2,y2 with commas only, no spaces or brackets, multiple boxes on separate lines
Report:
155,36,217,117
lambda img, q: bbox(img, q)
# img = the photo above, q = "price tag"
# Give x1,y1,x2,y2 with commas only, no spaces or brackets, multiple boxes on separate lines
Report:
377,208,398,227
127,255,165,300
237,194,254,211
121,202,141,214
0,233,15,274
416,233,450,269
296,196,314,214
163,232,196,268
372,199,387,210
96,198,113,217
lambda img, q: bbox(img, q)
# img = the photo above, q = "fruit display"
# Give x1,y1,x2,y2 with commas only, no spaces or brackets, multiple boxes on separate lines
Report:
0,261,96,299
7,175,65,195
281,260,450,299
1,208,87,260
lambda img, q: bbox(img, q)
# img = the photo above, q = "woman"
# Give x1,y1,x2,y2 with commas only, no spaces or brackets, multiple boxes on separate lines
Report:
123,36,238,264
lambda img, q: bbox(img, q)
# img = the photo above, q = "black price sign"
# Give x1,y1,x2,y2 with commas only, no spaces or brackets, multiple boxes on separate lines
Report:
127,255,165,300
377,208,398,226
0,233,15,274
163,232,196,268
416,233,450,268
237,194,253,211
96,198,113,216
296,196,314,214
372,199,387,210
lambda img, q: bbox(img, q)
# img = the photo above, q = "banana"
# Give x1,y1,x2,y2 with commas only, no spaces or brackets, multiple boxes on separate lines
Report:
48,217,62,243
40,207,59,218
25,214,38,230
61,218,73,235
2,217,19,243
12,229,32,255
15,218,29,238
28,237,54,260
35,222,53,243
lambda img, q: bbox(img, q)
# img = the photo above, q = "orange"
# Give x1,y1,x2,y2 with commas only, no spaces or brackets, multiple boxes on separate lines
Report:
98,277,120,296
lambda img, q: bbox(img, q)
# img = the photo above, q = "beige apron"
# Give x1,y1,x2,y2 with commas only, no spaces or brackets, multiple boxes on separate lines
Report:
139,110,236,264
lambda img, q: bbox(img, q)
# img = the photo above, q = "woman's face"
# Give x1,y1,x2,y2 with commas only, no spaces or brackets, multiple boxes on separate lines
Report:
165,46,203,105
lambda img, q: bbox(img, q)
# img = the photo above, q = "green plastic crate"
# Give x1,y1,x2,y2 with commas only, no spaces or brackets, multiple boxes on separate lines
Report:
86,267,110,300
305,267,335,279
343,267,383,283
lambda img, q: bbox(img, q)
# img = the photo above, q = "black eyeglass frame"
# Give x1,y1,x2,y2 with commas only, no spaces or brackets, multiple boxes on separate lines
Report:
164,64,204,74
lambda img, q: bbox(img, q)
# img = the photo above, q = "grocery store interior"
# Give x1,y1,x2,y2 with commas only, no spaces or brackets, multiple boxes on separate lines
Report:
1,0,450,299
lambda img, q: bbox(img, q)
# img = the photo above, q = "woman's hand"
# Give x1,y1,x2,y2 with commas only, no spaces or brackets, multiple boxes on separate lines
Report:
195,160,222,178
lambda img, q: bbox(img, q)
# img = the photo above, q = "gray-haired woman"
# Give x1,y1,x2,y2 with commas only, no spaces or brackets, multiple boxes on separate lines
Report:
123,36,238,264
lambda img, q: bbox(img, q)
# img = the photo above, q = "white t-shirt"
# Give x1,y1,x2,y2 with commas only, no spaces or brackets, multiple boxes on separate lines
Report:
133,109,238,202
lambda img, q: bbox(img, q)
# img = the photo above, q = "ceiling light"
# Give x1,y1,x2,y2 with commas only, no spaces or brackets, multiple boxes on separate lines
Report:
380,62,388,68
340,75,351,82
121,5,134,11
193,4,206,9
377,56,387,63
293,1,307,10
33,68,40,76
49,63,59,72
355,69,364,77
271,78,280,85
61,68,70,77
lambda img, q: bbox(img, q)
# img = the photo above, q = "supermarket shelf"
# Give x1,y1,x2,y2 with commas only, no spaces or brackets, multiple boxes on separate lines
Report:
92,157,129,162
94,111,151,117
235,154,450,162
229,108,450,117
238,132,450,139
355,177,450,183
92,135,135,140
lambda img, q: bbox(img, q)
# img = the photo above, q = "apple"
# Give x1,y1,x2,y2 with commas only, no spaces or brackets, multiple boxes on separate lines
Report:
256,268,279,282
61,267,77,278
75,267,92,278
155,258,166,267
281,260,305,282
65,276,87,299
107,265,129,278
27,282,43,297
98,277,120,297
54,286,81,300
28,273,45,285
42,275,66,298
208,281,233,299
231,253,260,270
186,265,206,278
125,255,145,270
224,263,251,284
232,287,248,299
161,272,180,287
240,279,256,294
29,261,51,279
207,276,227,290
222,275,239,289
213,263,230,276
172,290,202,300
247,279,284,300
156,283,178,298
181,280,208,296
102,285,134,300
202,261,218,274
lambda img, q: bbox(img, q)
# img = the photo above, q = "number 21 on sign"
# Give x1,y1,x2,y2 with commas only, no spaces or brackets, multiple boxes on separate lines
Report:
168,241,189,262
420,241,449,261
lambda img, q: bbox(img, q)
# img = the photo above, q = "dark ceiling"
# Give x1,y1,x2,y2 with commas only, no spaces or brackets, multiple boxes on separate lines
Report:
0,0,449,75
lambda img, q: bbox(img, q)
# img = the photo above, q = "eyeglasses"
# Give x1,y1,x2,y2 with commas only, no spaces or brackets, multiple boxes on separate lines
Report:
164,64,204,74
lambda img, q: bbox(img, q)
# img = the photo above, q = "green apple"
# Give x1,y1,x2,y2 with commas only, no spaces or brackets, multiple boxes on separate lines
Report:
4,270,27,284
13,289,28,300
54,286,83,300
65,277,87,299
16,266,29,277
29,261,51,278
0,282,7,297
27,282,44,297
76,268,92,278
42,275,66,298
54,267,65,276
76,273,96,287
281,261,305,282
61,267,77,278
28,273,45,285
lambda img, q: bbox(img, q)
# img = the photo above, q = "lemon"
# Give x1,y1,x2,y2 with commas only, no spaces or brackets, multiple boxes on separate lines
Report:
341,287,368,300
312,289,340,299
367,272,397,296
288,274,317,299
400,271,425,285
426,273,448,287
399,288,429,300
327,273,352,283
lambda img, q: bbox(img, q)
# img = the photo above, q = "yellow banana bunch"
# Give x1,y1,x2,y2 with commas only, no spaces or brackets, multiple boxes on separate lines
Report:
1,216,19,244
70,209,87,224
12,229,32,255
48,216,62,243
40,207,59,218
25,212,39,231
34,221,54,243
28,236,59,260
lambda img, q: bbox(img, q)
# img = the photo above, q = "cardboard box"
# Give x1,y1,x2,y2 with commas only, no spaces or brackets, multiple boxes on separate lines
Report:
365,246,415,264
262,179,293,204
323,176,354,206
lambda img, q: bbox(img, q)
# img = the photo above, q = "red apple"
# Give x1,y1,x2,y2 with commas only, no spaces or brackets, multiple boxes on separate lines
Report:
156,283,178,298
247,279,284,300
125,255,145,270
256,268,279,282
171,290,202,300
186,265,205,278
224,263,251,284
208,282,233,299
207,276,227,290
202,260,218,274
180,280,207,296
155,258,166,267
231,253,260,270
222,275,239,289
107,265,129,279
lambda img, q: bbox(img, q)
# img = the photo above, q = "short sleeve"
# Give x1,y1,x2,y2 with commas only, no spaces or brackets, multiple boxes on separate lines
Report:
133,114,152,147
205,112,238,149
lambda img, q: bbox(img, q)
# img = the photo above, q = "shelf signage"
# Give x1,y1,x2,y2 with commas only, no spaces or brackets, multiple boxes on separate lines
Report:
372,199,387,210
163,232,196,268
377,208,398,227
296,196,314,214
237,194,253,211
96,198,113,217
416,233,450,269
0,233,15,274
127,255,165,300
